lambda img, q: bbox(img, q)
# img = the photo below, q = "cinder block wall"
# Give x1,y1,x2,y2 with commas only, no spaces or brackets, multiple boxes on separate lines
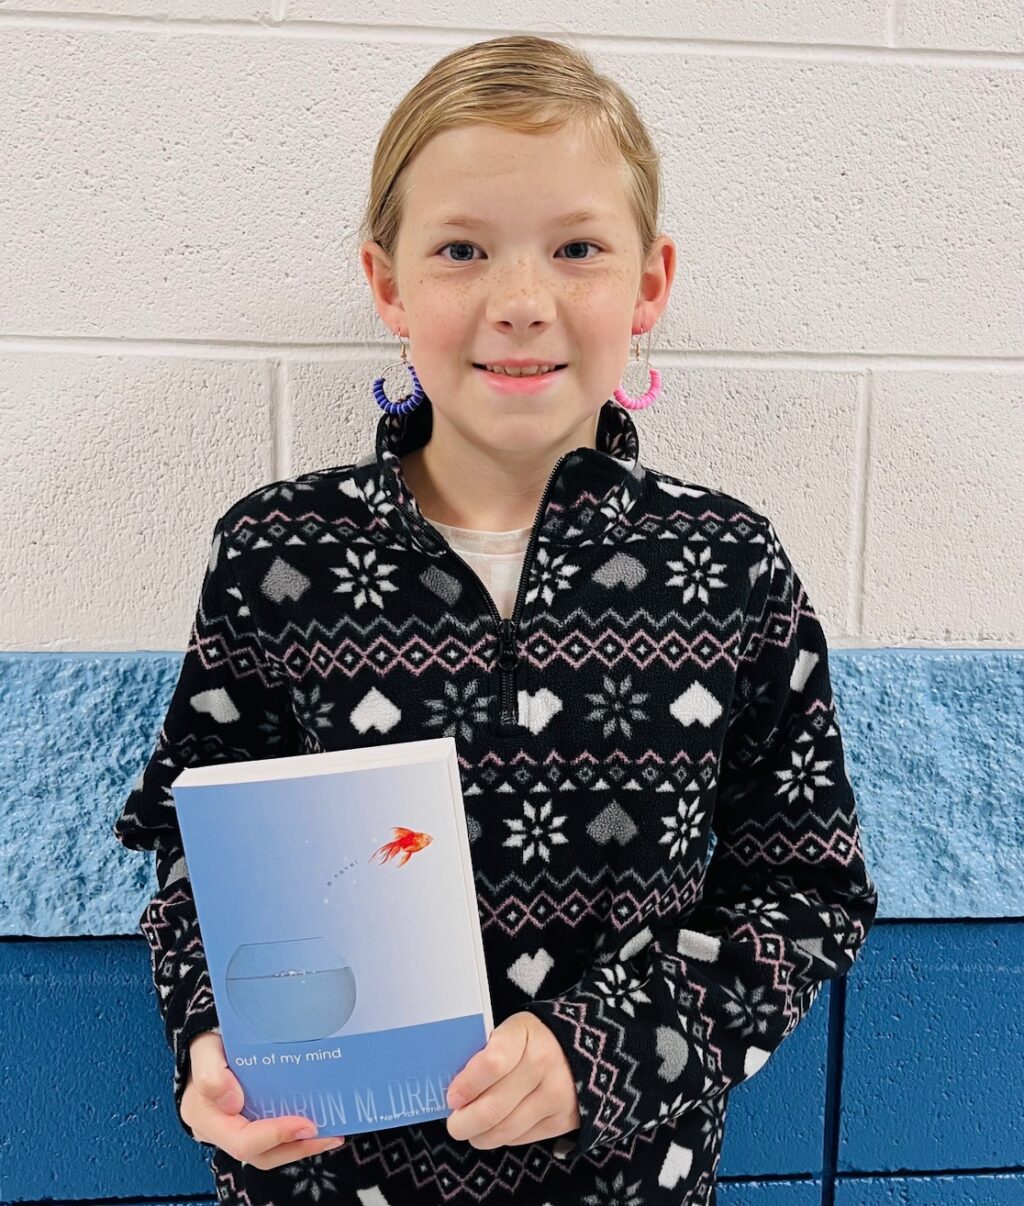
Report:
2,6,1021,1203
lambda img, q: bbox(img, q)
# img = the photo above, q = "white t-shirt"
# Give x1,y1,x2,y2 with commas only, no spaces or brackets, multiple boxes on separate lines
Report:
421,516,532,620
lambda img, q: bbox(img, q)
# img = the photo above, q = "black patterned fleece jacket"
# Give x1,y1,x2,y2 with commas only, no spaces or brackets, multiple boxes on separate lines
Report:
113,397,878,1206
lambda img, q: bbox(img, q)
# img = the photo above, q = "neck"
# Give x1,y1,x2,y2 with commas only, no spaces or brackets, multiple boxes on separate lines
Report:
399,408,601,532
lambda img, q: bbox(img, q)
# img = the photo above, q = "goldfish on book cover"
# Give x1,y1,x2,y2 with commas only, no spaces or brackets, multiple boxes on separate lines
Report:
172,749,492,1137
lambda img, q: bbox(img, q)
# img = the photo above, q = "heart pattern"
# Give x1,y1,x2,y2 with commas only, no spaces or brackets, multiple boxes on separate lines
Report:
518,688,563,733
593,551,647,589
669,681,724,728
349,688,401,734
657,1142,695,1189
508,948,554,997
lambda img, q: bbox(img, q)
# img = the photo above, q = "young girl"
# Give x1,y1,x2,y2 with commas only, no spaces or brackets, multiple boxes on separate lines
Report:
114,34,878,1206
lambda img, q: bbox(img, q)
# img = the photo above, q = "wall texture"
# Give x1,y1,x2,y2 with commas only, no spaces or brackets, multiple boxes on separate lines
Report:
1,4,1021,1204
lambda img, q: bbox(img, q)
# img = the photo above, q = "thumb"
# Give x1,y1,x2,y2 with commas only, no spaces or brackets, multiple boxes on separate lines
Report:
206,1067,244,1113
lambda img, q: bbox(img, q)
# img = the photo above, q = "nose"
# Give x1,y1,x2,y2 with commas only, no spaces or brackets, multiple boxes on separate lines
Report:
485,261,557,332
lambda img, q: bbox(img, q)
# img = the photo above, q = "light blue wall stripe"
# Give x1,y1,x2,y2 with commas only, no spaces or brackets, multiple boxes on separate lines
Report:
1,649,1021,937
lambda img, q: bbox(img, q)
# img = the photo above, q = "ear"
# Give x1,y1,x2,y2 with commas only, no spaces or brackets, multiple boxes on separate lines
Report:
361,240,408,336
633,234,677,333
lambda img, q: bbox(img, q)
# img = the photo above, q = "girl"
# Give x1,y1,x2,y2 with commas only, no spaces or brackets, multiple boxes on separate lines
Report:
114,33,878,1206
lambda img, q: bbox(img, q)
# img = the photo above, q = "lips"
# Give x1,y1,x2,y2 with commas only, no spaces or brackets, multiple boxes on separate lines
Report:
472,364,567,374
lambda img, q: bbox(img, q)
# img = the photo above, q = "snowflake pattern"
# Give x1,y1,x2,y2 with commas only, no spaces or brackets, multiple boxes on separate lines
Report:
339,470,397,518
659,780,707,862
598,484,636,530
774,736,834,804
331,546,399,610
255,706,291,748
654,1089,703,1130
666,543,728,605
502,798,569,864
581,1167,646,1206
724,670,776,738
422,677,493,744
591,961,653,1018
696,1093,728,1155
729,894,790,926
114,402,880,1205
583,672,649,739
720,975,780,1037
523,545,580,606
277,1149,346,1200
293,684,335,734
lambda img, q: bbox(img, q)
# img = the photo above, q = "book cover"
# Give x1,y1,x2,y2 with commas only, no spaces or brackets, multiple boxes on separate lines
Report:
171,735,494,1138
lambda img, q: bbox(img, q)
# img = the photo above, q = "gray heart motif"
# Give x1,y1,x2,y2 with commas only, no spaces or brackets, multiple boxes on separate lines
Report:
593,552,647,590
507,949,554,997
587,801,638,846
261,556,311,604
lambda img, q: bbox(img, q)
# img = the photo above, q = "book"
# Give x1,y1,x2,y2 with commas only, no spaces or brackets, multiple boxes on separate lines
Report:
170,735,494,1138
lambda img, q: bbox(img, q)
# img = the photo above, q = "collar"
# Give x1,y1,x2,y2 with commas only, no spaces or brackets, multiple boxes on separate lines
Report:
365,396,647,552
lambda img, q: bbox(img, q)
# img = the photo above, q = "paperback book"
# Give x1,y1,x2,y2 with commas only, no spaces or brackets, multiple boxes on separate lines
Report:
171,735,494,1138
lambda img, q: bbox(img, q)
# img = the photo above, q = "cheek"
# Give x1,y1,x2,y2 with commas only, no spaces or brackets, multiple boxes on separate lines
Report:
410,279,476,359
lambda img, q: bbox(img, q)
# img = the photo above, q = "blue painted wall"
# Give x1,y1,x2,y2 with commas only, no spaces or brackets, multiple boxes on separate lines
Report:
2,648,1022,1203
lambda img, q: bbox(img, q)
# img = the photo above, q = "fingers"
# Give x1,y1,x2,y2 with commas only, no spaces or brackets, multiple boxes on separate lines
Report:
229,1116,346,1168
184,1032,347,1167
190,1096,347,1168
446,1049,546,1148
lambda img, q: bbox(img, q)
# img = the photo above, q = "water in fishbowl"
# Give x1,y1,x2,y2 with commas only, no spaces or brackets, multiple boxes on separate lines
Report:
226,937,358,1042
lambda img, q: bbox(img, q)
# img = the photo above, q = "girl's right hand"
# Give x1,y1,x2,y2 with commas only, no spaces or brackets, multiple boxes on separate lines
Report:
181,1031,347,1169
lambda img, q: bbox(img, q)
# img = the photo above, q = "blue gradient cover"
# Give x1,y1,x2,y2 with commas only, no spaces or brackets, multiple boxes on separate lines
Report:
171,736,493,1137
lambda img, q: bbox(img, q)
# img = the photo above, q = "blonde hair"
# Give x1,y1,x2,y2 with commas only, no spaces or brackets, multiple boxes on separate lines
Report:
359,34,662,267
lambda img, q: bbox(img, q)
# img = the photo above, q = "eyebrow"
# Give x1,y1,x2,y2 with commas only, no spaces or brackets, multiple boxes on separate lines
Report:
428,208,613,230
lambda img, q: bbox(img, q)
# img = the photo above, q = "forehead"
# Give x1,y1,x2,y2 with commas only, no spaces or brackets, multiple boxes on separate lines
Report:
401,122,633,223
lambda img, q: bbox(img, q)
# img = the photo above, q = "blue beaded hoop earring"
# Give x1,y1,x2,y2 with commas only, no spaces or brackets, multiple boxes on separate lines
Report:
373,332,425,414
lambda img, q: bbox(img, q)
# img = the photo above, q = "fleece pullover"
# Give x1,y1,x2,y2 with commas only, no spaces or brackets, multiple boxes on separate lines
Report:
113,396,878,1206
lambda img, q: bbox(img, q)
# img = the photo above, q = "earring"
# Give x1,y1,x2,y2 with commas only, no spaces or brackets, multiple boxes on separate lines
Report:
613,326,661,411
373,332,425,414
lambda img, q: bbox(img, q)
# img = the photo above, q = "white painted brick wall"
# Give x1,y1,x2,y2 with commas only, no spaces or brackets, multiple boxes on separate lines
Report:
1,7,1021,649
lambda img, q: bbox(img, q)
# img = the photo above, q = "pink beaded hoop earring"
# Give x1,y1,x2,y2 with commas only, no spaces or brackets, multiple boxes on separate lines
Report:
613,326,661,411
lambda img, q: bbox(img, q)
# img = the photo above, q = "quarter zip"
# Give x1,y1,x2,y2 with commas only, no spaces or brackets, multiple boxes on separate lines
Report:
405,451,571,736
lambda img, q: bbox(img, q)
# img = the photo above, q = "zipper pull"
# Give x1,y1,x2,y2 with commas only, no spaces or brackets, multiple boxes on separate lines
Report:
498,618,518,670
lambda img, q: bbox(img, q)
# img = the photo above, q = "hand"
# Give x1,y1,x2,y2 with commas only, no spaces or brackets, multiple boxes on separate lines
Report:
444,1012,581,1149
181,1031,346,1170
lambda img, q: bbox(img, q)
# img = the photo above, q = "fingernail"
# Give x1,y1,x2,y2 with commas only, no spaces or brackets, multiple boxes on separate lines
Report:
328,1138,345,1148
448,1093,465,1110
295,1126,318,1139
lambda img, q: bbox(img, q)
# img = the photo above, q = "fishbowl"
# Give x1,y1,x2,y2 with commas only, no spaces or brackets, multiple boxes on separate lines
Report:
225,936,358,1042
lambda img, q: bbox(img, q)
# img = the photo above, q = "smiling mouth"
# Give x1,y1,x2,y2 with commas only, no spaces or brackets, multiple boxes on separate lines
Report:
472,364,568,374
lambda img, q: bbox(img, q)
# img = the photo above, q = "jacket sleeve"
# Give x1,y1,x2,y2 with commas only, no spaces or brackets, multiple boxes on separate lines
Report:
112,513,301,1139
523,516,879,1157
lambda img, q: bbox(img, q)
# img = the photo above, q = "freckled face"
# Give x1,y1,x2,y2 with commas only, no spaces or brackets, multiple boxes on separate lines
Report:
386,122,647,451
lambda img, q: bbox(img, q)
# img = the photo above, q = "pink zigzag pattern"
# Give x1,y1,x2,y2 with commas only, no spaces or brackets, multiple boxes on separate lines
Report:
342,1120,642,1202
522,625,737,673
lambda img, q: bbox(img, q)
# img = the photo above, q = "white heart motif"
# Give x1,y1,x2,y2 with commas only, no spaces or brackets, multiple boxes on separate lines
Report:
669,681,723,728
508,949,555,997
190,687,240,725
657,1142,694,1189
791,648,819,692
349,688,401,734
517,688,563,734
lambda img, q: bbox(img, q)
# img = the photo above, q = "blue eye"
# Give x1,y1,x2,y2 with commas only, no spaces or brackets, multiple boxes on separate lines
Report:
437,240,601,262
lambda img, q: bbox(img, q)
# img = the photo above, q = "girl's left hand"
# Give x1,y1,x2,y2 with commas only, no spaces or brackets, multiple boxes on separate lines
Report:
444,1011,581,1149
